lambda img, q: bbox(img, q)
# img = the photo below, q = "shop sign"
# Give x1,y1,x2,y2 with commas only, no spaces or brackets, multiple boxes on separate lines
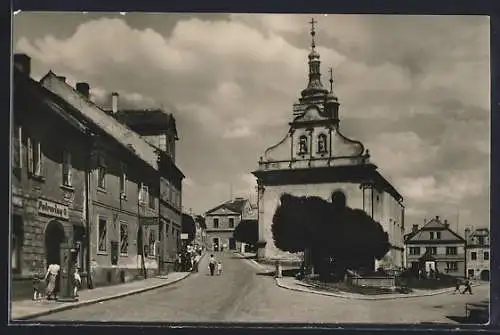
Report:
38,198,69,220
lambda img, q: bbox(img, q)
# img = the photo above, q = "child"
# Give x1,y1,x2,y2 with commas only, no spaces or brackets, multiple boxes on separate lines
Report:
217,261,223,276
32,274,43,301
73,267,82,297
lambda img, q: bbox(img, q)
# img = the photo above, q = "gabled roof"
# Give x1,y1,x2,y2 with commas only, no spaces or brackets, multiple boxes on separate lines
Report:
405,217,465,244
466,227,490,246
39,72,159,170
14,67,89,134
205,197,249,216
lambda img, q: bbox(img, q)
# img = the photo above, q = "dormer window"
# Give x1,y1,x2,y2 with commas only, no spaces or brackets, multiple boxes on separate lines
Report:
298,135,308,155
317,134,328,154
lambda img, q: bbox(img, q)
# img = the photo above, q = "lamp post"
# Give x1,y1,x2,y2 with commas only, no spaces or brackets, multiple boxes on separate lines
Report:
56,242,78,302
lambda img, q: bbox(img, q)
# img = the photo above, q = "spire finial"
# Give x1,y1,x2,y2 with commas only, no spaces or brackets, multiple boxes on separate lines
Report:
329,67,334,93
309,18,317,50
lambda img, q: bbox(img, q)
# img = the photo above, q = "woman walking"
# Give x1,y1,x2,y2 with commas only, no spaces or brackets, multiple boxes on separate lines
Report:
44,263,61,300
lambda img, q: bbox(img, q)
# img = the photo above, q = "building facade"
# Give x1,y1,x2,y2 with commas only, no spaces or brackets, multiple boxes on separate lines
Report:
11,54,91,299
205,198,253,252
111,105,184,272
252,21,405,270
404,216,466,277
465,227,490,281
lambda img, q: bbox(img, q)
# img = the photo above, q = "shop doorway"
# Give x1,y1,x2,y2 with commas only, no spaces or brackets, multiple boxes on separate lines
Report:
229,238,236,250
480,270,490,281
45,220,66,266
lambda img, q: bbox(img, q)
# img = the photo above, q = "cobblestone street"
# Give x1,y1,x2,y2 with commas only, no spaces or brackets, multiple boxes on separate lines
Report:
29,252,489,324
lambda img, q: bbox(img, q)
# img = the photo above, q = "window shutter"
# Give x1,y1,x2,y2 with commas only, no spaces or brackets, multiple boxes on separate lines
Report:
138,183,144,203
37,142,44,176
27,138,33,174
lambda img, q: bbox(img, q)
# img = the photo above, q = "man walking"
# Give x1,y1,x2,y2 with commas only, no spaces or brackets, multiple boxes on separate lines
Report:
208,254,216,276
462,277,473,295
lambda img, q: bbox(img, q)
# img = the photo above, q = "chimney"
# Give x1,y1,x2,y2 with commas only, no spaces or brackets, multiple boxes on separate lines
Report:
111,92,119,113
444,219,449,228
14,54,31,75
435,215,440,221
56,75,67,83
76,82,90,98
412,224,419,233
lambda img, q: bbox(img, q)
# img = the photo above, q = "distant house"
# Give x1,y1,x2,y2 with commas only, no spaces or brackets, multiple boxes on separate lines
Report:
465,227,490,281
404,216,466,277
204,197,253,251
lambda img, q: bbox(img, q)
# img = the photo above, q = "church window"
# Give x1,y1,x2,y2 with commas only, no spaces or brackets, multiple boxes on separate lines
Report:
298,135,308,155
317,134,328,154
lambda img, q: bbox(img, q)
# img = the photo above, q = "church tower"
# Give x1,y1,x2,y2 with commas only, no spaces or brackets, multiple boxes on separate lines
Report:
252,19,406,270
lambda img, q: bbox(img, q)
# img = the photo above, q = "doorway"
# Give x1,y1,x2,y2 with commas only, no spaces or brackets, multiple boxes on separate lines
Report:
45,220,66,266
229,238,236,250
213,237,219,251
480,270,490,281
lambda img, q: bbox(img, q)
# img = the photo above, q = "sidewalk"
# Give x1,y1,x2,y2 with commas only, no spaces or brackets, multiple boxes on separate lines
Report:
275,276,483,301
11,272,191,321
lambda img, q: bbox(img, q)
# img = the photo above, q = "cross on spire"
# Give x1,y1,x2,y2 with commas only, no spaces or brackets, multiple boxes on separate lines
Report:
309,18,317,49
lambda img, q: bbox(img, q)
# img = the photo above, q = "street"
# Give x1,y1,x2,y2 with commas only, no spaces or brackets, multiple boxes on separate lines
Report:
32,252,489,324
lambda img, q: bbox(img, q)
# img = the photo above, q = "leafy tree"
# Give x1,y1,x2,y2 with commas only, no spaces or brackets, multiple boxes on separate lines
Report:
233,219,258,246
271,191,390,280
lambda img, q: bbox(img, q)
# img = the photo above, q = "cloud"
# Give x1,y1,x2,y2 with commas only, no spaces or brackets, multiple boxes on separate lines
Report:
13,14,490,230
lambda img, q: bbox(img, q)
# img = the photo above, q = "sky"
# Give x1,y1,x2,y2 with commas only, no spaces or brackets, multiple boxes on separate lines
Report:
12,13,490,234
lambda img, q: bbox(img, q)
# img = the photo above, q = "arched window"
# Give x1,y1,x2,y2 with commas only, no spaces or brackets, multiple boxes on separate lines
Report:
298,135,308,155
317,134,328,154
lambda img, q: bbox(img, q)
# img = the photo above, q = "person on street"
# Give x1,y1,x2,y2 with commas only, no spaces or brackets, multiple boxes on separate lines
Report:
73,267,82,297
44,263,61,300
194,254,201,272
462,277,473,294
217,261,223,276
176,254,182,272
208,254,216,276
32,273,44,301
453,278,461,294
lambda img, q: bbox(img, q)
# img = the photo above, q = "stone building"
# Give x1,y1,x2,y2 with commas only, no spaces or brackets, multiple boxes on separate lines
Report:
404,216,466,277
110,104,184,272
205,197,253,251
252,20,405,270
465,227,490,281
38,69,184,284
11,54,91,299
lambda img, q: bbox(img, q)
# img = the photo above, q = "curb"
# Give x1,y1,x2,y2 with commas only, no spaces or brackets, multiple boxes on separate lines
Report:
233,251,268,271
13,272,192,321
275,278,482,301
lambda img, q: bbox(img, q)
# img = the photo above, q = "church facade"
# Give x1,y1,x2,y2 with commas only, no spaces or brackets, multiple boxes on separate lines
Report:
252,20,406,271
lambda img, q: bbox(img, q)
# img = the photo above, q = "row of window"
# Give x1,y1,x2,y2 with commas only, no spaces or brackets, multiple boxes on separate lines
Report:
212,217,235,229
13,127,73,185
97,216,181,259
408,246,459,256
297,134,328,156
470,251,489,261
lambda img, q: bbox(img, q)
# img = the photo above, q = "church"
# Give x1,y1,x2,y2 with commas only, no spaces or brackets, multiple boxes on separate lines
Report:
252,19,406,271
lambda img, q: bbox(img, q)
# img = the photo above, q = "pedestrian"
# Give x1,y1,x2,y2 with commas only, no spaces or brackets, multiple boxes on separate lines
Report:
453,278,461,294
73,267,82,297
462,278,473,295
194,254,201,272
208,254,216,276
32,273,43,301
217,261,223,276
44,263,61,300
176,253,182,272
